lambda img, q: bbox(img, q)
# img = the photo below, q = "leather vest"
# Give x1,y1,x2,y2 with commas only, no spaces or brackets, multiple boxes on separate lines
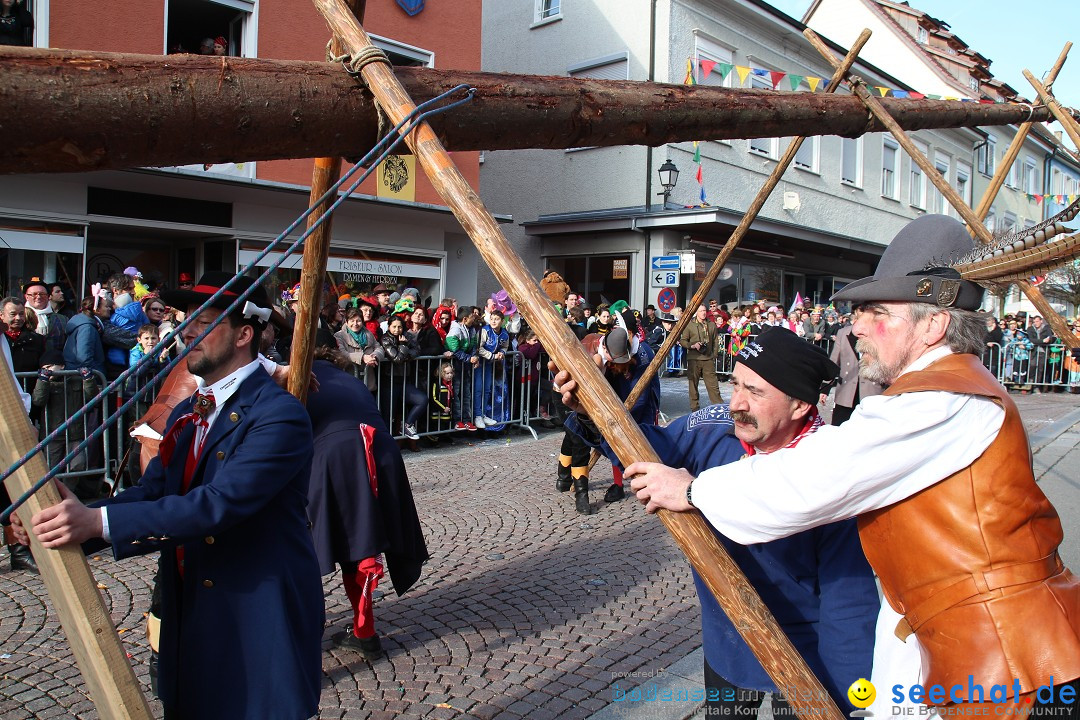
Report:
858,353,1080,696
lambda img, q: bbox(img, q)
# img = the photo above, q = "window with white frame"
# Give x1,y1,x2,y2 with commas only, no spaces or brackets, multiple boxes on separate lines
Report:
695,35,734,146
794,136,818,172
909,141,927,209
977,135,996,176
956,162,972,212
841,136,863,187
370,34,435,67
984,211,995,233
931,153,951,214
1005,156,1019,188
1023,157,1039,194
1002,211,1017,234
535,0,561,23
566,54,629,151
1052,168,1064,195
881,137,900,199
748,74,779,158
166,0,255,57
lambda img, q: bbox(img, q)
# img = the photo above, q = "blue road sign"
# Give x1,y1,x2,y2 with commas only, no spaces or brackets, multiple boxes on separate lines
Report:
651,255,680,270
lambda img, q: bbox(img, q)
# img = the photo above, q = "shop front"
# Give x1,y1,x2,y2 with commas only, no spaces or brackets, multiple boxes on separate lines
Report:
238,242,445,308
0,222,86,302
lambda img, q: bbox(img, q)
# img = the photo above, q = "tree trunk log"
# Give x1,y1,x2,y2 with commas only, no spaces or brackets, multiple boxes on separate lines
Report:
0,46,1055,175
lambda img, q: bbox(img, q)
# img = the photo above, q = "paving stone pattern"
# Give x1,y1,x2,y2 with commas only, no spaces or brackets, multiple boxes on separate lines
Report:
1,430,701,719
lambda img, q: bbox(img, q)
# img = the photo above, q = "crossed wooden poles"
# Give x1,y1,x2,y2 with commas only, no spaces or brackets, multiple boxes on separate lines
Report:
1,5,1078,717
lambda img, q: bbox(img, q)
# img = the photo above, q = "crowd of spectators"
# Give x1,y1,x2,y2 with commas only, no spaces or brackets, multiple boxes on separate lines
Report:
4,270,1080,510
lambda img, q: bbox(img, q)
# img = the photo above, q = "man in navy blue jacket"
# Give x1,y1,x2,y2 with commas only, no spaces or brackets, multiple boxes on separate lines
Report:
561,328,878,716
18,273,323,720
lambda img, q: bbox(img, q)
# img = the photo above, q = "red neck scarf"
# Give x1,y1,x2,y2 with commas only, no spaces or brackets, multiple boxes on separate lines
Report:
739,408,822,457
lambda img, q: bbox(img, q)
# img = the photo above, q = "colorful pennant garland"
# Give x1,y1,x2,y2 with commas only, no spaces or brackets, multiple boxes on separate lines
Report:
694,57,1010,102
685,59,709,206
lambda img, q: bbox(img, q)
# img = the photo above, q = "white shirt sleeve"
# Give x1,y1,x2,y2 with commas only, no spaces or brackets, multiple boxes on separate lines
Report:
691,390,1006,544
1,336,31,414
101,507,111,543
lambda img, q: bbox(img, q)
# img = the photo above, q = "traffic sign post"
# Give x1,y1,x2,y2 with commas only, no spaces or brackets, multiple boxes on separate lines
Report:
651,270,679,288
656,287,677,312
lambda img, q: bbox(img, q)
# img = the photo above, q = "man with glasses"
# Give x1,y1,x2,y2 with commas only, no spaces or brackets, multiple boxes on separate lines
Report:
177,272,195,291
23,278,66,353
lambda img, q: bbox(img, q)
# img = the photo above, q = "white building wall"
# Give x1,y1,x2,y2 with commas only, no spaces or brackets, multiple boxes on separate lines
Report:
804,0,964,98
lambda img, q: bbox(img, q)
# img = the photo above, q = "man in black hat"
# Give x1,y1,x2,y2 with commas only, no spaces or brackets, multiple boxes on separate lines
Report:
619,215,1080,713
15,271,324,719
557,327,876,716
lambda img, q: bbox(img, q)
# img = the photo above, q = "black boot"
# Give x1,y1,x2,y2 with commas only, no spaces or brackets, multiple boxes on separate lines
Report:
556,464,572,492
574,477,592,515
603,483,625,503
9,544,39,575
148,650,159,696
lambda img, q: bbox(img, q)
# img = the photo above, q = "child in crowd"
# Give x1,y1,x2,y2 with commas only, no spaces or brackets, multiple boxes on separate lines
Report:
431,362,454,426
474,309,510,429
126,324,166,413
516,327,549,421
445,306,479,431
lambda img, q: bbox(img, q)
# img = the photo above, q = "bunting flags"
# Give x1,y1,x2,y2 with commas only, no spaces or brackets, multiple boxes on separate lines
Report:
692,57,1012,102
686,59,708,206
1025,194,1079,204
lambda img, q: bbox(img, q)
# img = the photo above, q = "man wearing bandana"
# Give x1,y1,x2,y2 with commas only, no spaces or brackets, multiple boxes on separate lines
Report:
622,215,1080,715
560,327,878,715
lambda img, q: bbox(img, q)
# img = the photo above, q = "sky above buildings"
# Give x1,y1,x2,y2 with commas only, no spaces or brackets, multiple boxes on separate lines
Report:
769,0,1079,148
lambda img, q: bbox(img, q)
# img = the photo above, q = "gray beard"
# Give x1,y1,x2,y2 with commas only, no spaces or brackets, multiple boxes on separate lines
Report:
856,338,912,385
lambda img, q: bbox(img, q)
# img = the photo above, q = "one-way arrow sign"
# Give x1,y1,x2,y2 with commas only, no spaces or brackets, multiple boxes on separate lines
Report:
651,255,680,270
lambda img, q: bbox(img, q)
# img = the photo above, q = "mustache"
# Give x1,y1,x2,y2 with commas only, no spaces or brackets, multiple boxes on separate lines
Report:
855,338,876,356
731,410,758,427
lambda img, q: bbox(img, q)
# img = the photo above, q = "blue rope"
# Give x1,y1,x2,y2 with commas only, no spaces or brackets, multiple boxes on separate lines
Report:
1,85,475,524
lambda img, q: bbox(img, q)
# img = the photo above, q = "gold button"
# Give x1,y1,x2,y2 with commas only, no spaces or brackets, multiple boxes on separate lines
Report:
216,451,225,460
229,412,240,422
203,579,214,588
205,536,215,545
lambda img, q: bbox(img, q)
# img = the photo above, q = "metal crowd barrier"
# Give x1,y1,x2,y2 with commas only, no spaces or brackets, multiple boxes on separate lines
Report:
348,350,547,441
14,369,117,497
986,341,1077,391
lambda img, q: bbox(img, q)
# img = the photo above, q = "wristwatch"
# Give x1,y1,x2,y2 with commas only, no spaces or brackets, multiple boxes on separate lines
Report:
686,481,695,508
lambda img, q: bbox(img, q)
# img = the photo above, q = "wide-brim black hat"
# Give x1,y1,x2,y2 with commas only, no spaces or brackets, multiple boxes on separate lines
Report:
832,214,984,310
162,271,279,328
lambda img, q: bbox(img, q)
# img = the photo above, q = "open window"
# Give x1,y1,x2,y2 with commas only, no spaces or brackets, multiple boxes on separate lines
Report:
166,0,254,57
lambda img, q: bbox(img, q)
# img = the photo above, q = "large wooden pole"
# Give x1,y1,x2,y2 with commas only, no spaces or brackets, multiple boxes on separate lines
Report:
972,44,1072,224
0,46,1058,175
591,29,873,470
308,3,840,717
805,30,1079,350
1023,70,1080,158
0,355,152,719
287,0,366,403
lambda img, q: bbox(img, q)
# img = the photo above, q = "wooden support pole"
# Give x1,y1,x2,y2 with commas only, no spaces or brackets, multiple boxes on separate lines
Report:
805,30,1078,350
309,2,842,717
1023,69,1080,158
0,47,1059,175
287,0,366,402
0,354,152,719
590,29,873,472
972,44,1071,224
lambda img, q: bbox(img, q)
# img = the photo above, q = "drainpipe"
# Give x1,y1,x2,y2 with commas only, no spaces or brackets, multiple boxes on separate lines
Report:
642,0,659,309
1044,146,1057,221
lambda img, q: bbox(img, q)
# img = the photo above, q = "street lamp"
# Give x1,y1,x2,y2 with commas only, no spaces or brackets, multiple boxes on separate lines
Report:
657,160,679,205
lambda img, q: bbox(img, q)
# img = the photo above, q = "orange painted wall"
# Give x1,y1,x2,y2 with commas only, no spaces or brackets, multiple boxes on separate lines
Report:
50,0,164,54
254,0,482,202
46,0,480,203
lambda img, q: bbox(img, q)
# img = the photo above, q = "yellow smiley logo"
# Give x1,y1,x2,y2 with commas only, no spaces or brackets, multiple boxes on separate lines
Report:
848,678,876,709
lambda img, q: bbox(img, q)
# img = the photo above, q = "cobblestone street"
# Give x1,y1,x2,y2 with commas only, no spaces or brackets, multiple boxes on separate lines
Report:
2,379,1079,719
1,426,700,720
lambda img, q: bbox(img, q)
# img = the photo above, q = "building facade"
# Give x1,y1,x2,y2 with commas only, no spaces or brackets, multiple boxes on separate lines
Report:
1,0,488,308
481,0,1080,317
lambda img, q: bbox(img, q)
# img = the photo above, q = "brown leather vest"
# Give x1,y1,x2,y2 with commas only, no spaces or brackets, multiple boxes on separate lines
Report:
858,353,1080,697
